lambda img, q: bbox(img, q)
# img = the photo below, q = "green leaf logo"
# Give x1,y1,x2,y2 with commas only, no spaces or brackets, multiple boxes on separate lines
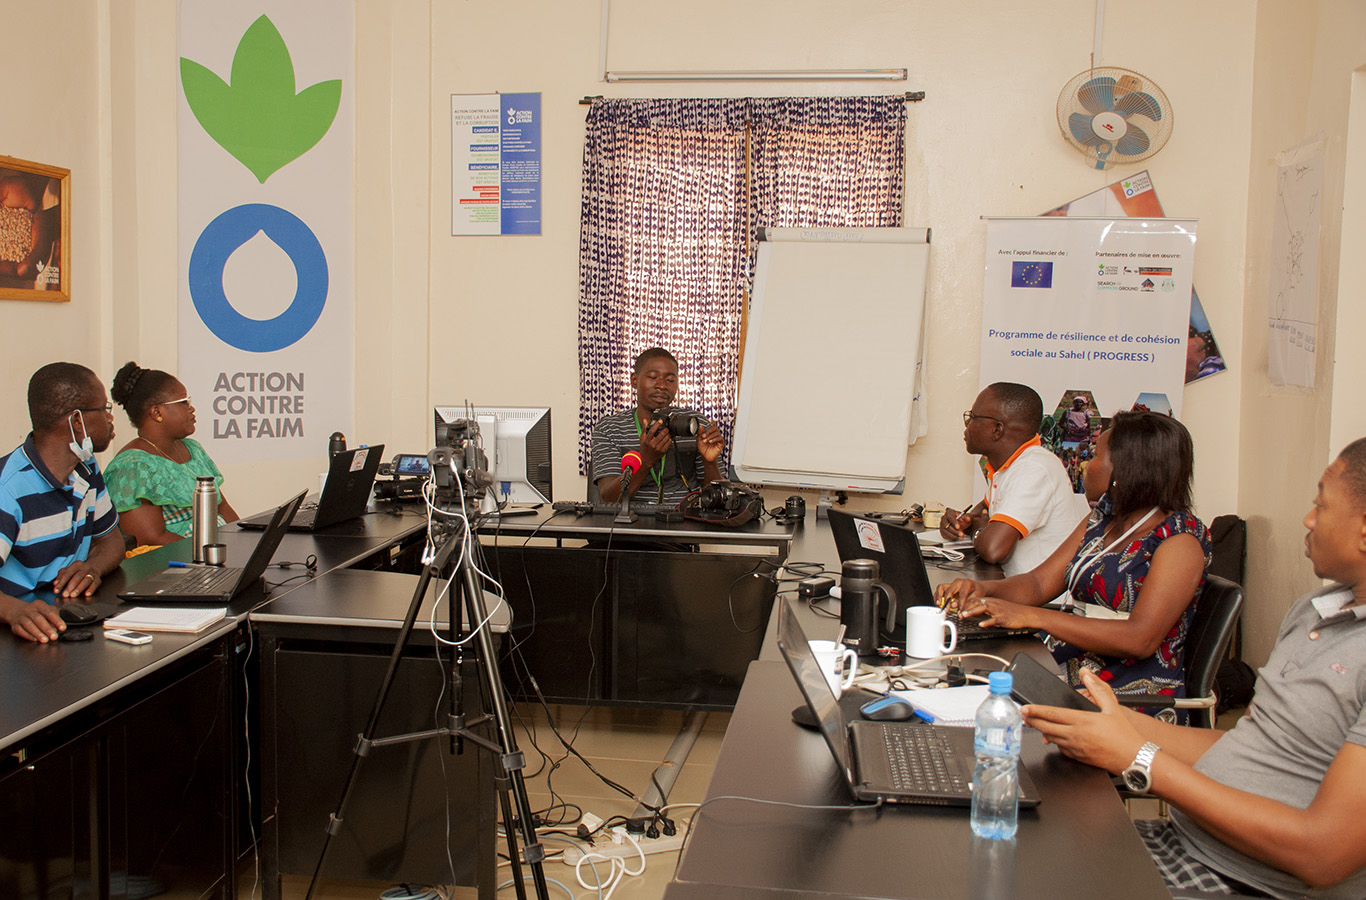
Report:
181,15,341,183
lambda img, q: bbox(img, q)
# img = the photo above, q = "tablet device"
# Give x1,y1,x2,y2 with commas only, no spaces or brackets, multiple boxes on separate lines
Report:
1005,652,1100,713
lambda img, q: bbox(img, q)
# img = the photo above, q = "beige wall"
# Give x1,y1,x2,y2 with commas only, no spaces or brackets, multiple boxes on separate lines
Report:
6,0,1362,668
0,0,109,434
1238,0,1366,665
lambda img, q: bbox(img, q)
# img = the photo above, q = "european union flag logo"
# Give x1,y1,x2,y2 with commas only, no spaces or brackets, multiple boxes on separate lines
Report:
1011,261,1053,288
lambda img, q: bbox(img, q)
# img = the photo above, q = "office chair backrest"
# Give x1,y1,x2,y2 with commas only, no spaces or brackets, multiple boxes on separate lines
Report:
1184,574,1245,727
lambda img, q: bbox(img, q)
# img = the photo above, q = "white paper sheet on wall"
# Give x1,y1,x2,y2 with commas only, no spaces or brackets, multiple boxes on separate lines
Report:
1268,137,1324,389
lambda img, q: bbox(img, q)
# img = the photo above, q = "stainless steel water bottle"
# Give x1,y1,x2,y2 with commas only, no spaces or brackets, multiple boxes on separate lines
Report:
191,476,218,563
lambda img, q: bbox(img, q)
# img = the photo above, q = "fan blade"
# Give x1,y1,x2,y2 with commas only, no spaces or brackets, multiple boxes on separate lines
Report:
1115,124,1151,157
1068,112,1106,147
1115,90,1163,121
1076,77,1116,114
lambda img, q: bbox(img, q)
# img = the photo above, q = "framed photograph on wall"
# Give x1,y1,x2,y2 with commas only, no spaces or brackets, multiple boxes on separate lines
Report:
0,155,69,302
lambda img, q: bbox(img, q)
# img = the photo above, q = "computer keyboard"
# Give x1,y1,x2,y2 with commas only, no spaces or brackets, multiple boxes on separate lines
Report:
163,566,241,594
950,612,1039,641
551,501,680,518
883,724,966,793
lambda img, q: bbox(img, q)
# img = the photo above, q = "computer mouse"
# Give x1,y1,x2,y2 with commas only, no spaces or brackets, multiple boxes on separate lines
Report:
59,604,100,626
860,696,917,722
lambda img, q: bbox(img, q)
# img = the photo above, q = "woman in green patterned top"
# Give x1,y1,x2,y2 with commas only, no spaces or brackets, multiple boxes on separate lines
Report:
105,362,238,546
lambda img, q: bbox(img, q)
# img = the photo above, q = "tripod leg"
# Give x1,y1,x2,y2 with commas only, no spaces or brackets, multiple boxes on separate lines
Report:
457,549,550,900
496,779,529,900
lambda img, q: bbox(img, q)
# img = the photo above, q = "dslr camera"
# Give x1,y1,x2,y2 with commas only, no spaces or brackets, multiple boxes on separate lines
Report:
649,407,710,453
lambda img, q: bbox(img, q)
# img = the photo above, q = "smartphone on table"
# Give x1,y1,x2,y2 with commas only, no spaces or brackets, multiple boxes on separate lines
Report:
104,629,153,645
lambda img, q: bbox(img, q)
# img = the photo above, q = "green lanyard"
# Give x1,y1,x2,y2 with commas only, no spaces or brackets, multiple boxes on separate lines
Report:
633,412,668,503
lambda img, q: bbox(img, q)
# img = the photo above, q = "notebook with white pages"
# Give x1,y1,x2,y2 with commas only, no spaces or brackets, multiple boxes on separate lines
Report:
103,606,227,634
891,685,990,726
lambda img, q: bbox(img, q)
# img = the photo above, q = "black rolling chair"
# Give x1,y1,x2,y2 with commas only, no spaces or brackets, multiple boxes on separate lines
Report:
1117,576,1260,898
1115,574,1245,728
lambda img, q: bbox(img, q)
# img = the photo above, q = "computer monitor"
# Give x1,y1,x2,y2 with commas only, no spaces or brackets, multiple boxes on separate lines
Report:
433,405,553,504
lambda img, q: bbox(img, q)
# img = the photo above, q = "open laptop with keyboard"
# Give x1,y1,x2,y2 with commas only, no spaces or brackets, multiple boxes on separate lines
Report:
828,508,1038,642
238,445,384,532
119,491,306,603
775,598,1040,807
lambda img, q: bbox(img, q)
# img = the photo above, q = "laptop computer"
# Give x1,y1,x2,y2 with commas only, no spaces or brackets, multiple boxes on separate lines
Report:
238,445,385,532
119,490,307,603
775,598,1040,807
827,508,1037,642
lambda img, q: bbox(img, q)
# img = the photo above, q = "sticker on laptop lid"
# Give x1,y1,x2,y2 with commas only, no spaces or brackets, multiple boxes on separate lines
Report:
854,520,886,553
351,448,369,471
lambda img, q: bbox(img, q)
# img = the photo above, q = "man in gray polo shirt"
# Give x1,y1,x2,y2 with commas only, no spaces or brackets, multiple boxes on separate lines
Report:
1024,438,1366,899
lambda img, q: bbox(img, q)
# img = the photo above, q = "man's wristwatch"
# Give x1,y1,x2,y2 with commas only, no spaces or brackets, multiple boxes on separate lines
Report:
1122,741,1161,794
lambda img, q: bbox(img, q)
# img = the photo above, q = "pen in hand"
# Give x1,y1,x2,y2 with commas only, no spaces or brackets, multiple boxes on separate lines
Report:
953,501,976,530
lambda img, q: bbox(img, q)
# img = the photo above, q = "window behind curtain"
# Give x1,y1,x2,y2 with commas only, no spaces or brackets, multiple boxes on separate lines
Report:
577,96,905,476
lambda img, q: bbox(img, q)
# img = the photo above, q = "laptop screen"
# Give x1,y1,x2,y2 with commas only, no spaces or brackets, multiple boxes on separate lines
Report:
774,599,860,790
827,509,936,628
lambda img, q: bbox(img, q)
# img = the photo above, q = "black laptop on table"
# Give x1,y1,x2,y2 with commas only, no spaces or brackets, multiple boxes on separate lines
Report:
827,508,1037,642
237,445,384,532
119,491,307,603
775,598,1040,808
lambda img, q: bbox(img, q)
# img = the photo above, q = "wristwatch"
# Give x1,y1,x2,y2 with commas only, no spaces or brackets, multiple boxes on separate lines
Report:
1122,741,1161,794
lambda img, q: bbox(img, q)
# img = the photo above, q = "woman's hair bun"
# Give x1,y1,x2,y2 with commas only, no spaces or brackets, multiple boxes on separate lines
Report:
110,361,146,407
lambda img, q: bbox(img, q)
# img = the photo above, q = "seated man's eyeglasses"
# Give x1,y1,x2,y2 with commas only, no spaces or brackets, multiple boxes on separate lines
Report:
962,410,1002,426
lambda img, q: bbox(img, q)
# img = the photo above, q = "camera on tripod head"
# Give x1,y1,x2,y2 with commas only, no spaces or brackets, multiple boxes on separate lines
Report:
428,414,494,500
648,407,710,453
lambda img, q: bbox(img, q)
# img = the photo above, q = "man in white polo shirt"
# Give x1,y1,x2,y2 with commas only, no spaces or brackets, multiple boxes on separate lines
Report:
940,382,1087,577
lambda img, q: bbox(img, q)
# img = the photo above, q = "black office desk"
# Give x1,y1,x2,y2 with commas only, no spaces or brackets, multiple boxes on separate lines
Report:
0,559,239,900
251,569,509,900
668,660,1173,900
0,512,426,900
478,509,795,709
666,514,1172,899
486,505,797,547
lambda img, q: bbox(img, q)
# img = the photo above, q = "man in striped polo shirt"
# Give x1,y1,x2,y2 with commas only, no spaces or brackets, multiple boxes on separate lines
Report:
590,348,724,507
0,362,125,642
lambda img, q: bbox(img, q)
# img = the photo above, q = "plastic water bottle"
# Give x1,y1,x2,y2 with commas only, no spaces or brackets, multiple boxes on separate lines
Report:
971,671,1021,839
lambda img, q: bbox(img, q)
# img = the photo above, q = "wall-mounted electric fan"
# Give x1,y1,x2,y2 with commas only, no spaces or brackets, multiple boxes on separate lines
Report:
1057,67,1172,170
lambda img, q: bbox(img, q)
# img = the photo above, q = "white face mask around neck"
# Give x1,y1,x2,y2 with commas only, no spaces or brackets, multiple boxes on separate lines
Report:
68,410,94,463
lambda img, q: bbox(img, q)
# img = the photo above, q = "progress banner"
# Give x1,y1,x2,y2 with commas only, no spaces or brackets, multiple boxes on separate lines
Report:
980,216,1195,490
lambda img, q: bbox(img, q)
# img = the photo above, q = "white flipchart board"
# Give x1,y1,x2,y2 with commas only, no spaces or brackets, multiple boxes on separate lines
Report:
732,227,931,492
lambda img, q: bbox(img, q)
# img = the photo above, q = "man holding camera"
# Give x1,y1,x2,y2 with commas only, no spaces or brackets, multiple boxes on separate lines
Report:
591,348,724,506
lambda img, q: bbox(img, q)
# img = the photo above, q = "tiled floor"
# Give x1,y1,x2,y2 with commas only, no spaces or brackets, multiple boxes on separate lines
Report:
246,703,729,900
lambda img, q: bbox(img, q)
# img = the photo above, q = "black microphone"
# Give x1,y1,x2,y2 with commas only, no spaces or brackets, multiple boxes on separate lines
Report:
615,451,643,524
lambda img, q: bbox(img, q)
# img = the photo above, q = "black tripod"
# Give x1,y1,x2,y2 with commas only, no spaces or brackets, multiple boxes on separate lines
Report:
304,512,549,900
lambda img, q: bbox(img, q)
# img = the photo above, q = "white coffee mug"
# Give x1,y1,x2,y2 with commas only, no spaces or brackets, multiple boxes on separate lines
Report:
809,639,858,696
905,606,957,659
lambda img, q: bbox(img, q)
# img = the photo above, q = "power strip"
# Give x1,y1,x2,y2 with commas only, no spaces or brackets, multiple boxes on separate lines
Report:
559,826,687,865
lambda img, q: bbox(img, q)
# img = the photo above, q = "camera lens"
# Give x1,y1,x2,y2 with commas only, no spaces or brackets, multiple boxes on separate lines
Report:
785,495,806,519
668,412,700,438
